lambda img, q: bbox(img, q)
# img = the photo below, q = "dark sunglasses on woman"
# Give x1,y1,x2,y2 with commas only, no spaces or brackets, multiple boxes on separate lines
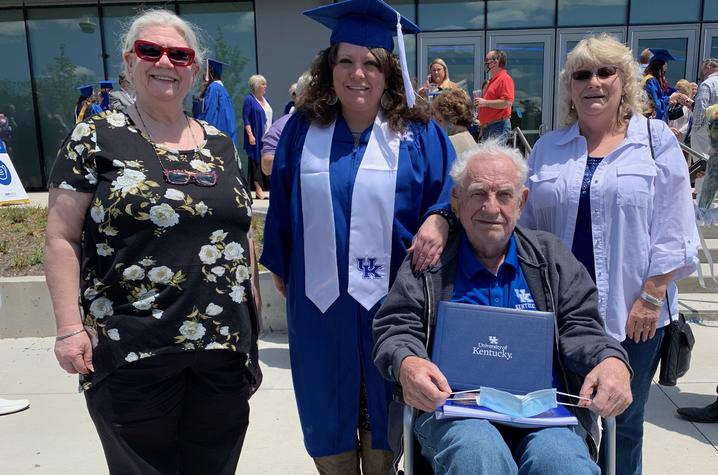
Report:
133,40,195,67
571,66,619,81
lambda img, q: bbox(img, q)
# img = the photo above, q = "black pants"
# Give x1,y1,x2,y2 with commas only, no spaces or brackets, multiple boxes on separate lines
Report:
85,350,251,475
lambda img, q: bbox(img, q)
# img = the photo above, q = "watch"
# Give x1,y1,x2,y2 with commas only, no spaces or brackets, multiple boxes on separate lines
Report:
639,290,664,308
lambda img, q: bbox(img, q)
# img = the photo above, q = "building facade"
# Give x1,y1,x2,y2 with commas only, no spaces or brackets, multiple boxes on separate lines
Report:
2,0,718,190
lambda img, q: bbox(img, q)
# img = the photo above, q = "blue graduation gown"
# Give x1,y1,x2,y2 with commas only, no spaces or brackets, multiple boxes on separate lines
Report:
242,94,267,163
260,112,455,457
197,81,238,145
644,77,675,122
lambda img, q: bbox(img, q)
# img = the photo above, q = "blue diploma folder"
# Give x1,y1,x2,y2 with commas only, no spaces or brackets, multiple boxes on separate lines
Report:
430,302,555,393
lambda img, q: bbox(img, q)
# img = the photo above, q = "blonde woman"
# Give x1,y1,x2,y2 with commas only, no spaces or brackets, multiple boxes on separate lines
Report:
242,74,272,199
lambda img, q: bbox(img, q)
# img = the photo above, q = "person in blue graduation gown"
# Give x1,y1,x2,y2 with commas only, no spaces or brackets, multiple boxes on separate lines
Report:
74,85,103,124
243,74,272,199
196,59,238,145
260,1,455,472
643,48,691,123
98,80,114,111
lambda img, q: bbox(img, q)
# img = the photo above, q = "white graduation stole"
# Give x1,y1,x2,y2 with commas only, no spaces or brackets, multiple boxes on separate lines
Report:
301,113,400,313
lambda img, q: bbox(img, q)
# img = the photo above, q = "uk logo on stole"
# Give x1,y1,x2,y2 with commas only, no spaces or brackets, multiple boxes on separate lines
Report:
356,257,383,279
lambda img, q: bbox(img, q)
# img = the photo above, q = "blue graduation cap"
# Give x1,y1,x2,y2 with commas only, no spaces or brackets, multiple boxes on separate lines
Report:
303,0,420,108
207,59,227,77
649,48,676,63
78,84,94,98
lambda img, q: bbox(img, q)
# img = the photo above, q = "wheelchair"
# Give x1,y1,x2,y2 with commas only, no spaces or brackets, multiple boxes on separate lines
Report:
400,404,616,475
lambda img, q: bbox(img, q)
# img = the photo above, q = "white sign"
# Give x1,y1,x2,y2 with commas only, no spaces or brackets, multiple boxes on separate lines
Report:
0,140,30,206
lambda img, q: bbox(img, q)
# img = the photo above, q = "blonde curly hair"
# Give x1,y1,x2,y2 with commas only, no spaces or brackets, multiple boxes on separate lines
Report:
559,34,646,126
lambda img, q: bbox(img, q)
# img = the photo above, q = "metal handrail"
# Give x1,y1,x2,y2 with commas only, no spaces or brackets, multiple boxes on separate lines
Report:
512,127,533,156
680,142,707,161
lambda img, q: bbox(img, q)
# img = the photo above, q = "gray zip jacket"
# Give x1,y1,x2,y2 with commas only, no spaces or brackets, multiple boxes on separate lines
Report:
373,225,631,462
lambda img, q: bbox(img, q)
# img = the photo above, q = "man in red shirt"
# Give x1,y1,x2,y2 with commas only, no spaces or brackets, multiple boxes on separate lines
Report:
475,49,514,142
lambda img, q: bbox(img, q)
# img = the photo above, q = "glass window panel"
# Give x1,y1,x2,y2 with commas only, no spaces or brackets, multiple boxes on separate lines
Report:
558,0,628,27
425,44,476,94
711,38,718,61
179,1,256,161
629,0,700,24
393,0,416,21
101,4,165,83
487,0,554,29
418,1,484,31
706,2,718,21
0,9,42,189
26,6,104,180
495,41,545,142
393,0,416,77
637,38,688,86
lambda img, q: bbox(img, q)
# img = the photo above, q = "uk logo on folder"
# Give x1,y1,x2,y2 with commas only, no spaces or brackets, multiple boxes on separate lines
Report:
430,301,555,393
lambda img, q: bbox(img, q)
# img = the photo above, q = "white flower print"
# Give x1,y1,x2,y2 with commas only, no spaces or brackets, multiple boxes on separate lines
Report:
139,352,153,359
211,266,225,276
125,160,142,168
90,204,105,223
195,201,208,217
106,111,126,128
149,203,180,228
190,159,211,172
111,169,146,195
112,159,125,168
152,309,163,319
71,122,92,141
200,148,212,158
67,150,78,161
148,266,174,284
74,144,85,156
132,289,157,310
223,242,245,261
103,226,118,236
206,342,227,350
179,321,207,341
210,230,228,243
140,258,155,267
107,328,120,341
122,265,145,281
205,303,223,316
229,285,245,303
204,125,220,135
219,326,230,336
84,287,98,300
235,265,250,283
199,245,221,265
89,297,114,319
125,352,139,363
58,181,76,191
85,172,98,185
96,243,114,256
164,189,185,201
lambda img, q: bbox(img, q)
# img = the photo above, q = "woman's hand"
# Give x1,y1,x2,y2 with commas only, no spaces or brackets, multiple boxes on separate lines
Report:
625,297,660,343
54,325,94,374
248,135,256,146
409,214,450,272
271,272,287,298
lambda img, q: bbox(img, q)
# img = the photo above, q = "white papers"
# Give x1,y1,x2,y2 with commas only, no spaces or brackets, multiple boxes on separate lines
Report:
436,400,578,429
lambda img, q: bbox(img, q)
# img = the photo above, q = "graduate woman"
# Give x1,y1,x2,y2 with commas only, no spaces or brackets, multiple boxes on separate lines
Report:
260,1,455,473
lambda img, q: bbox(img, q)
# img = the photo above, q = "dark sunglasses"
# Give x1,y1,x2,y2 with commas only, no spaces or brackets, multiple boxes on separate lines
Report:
163,169,217,187
571,66,619,81
133,40,195,67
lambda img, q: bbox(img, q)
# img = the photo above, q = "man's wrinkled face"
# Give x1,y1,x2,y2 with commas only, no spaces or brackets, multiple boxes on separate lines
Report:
455,154,527,255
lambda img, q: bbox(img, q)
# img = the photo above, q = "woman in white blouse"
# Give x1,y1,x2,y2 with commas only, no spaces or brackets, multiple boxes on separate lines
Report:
520,34,698,475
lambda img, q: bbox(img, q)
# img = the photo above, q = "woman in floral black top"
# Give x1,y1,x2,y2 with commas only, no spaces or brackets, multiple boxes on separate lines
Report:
44,9,260,474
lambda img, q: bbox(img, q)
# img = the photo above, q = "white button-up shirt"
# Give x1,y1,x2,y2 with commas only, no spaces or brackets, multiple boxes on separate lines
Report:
520,114,699,341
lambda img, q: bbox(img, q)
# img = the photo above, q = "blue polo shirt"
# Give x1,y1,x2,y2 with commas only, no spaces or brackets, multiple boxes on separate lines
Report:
451,233,537,311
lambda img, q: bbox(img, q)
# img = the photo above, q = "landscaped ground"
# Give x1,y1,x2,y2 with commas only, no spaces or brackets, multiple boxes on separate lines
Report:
0,205,266,277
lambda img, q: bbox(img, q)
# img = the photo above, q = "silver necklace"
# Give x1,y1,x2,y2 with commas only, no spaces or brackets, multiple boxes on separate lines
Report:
134,104,202,161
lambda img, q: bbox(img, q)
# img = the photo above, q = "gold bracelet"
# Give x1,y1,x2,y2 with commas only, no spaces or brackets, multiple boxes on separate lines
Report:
56,328,86,341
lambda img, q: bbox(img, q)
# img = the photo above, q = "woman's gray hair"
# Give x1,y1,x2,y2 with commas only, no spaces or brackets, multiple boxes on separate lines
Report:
248,74,267,94
559,33,646,126
120,9,204,87
294,72,312,102
450,138,528,188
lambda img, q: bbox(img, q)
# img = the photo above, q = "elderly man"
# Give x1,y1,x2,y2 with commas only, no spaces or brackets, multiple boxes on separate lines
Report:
692,58,718,158
373,139,632,474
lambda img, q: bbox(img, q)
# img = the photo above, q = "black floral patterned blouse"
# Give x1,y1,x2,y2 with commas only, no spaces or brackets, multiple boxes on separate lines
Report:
49,110,260,391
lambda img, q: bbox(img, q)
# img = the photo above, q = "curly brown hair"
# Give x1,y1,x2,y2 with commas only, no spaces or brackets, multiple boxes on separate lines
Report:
298,44,429,133
431,89,473,129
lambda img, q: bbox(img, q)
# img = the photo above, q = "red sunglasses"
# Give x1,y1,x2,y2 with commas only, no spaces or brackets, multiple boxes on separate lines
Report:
132,40,195,67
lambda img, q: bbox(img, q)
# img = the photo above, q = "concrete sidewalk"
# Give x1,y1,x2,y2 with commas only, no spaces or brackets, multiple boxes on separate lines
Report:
1,326,718,474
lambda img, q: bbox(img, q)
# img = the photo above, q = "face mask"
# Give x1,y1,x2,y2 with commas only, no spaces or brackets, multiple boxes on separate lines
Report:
478,387,557,418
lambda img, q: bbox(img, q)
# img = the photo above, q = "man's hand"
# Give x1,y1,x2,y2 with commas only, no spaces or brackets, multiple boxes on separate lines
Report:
399,356,451,412
409,214,449,272
625,297,660,343
474,97,487,108
578,357,632,418
271,272,287,298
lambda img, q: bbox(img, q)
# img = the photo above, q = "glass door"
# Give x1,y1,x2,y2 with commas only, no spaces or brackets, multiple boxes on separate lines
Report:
487,30,555,144
554,28,626,130
418,32,484,99
629,25,700,83
701,24,718,70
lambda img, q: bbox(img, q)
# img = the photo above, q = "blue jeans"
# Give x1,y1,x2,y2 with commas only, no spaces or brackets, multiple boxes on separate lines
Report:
415,412,599,475
481,119,512,143
600,327,665,475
